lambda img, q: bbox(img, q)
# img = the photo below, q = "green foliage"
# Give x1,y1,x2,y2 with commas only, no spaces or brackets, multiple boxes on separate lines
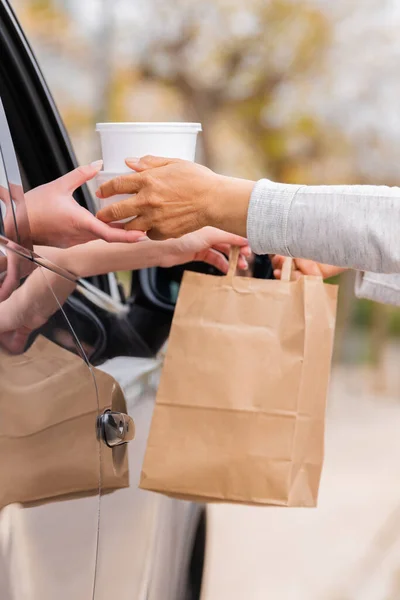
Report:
353,298,374,329
388,308,400,336
352,299,400,338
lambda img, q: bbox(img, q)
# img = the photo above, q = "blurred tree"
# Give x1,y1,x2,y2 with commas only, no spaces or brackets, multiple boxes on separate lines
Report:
133,0,354,181
93,0,117,124
17,0,80,54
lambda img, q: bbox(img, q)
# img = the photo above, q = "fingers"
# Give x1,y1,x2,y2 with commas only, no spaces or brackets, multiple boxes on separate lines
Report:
295,259,322,277
197,228,252,263
212,239,250,256
0,186,10,202
200,227,249,248
84,213,145,243
96,173,143,199
211,243,249,269
273,268,302,281
141,228,162,241
272,255,325,278
97,156,179,198
96,196,142,223
237,255,249,270
125,155,179,172
125,216,151,233
59,161,103,193
0,328,31,355
211,243,234,256
271,255,305,279
271,255,285,271
201,250,247,273
323,266,347,279
199,249,230,273
209,240,247,255
0,248,21,302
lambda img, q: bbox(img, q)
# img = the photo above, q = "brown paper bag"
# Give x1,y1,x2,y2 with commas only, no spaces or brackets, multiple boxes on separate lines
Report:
0,336,129,509
140,251,338,507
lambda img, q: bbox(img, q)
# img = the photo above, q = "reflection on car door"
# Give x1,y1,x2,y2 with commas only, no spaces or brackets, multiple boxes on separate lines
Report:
0,98,105,600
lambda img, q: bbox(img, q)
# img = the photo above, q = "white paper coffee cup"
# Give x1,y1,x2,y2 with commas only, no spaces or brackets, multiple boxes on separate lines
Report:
96,122,202,173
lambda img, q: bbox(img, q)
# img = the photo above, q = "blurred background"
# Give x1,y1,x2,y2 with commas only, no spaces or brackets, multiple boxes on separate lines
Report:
10,0,400,598
12,0,400,376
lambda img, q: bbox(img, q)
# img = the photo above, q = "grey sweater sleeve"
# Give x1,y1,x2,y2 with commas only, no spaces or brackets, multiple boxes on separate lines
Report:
355,272,400,306
247,179,400,305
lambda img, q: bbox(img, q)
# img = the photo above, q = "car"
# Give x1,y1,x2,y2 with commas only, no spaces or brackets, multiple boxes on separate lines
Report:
0,1,273,598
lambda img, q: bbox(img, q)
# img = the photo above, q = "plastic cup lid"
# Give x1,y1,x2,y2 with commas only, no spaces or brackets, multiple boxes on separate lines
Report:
96,122,202,133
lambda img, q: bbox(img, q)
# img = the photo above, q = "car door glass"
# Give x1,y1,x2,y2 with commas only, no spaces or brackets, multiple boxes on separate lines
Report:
0,99,32,251
0,243,103,600
0,106,103,600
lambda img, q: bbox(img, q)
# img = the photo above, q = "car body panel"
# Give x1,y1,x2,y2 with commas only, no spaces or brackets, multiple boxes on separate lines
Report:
0,247,103,600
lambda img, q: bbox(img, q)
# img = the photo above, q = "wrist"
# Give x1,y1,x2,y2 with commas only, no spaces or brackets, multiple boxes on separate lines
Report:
25,190,47,246
34,245,80,277
25,191,39,241
158,239,181,268
207,175,255,237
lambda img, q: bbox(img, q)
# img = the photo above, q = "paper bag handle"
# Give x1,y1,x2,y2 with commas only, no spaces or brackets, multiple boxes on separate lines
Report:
281,257,294,282
226,246,241,283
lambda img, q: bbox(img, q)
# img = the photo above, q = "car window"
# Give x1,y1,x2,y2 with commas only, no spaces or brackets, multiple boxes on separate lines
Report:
0,91,103,600
0,99,31,250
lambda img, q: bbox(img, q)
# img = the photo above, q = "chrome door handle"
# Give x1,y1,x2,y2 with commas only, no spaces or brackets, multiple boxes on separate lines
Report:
97,410,135,448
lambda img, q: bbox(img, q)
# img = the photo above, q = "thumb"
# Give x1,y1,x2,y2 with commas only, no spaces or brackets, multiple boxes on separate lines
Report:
57,160,104,193
270,255,285,271
125,155,179,172
83,212,145,243
296,259,322,277
0,328,31,355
